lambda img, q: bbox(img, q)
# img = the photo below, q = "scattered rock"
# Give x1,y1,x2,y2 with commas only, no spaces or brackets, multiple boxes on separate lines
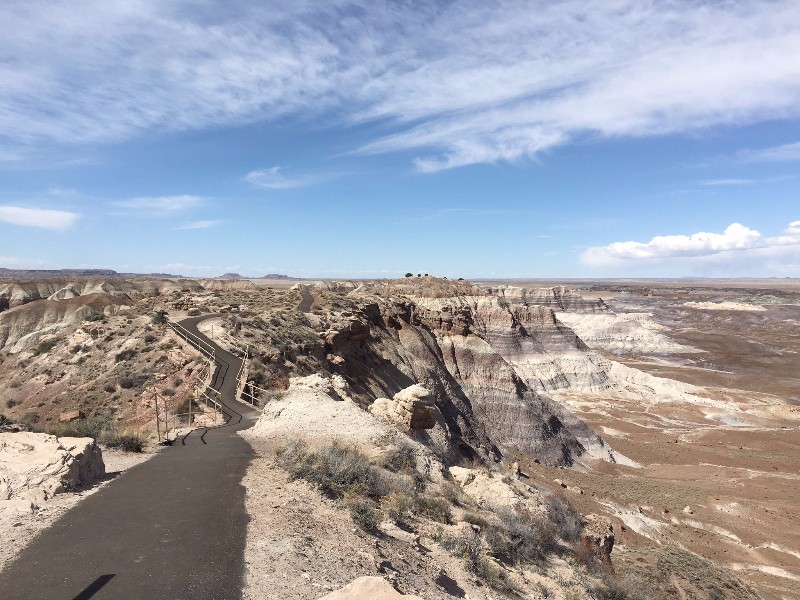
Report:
58,410,84,423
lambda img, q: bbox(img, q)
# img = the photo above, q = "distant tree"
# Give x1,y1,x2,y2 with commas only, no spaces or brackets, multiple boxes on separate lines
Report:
424,273,429,277
417,273,421,277
405,273,413,278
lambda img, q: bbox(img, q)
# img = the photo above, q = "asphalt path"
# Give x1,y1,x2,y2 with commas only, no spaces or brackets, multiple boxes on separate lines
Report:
0,316,260,600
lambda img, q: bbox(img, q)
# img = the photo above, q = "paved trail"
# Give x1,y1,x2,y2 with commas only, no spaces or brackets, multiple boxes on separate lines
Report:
0,316,259,600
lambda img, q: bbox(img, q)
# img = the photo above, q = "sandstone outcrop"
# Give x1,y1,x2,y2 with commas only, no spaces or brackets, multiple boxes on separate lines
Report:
0,432,105,507
319,576,423,600
485,285,611,313
369,384,438,431
581,513,615,564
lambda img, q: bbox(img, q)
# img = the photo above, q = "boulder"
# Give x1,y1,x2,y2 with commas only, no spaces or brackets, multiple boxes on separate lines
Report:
581,514,615,563
0,432,105,506
59,410,84,423
319,576,422,600
369,385,438,431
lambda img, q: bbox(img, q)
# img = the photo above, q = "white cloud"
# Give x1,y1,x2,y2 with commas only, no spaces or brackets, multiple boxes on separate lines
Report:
700,179,755,186
244,167,309,190
737,141,800,163
0,205,78,230
111,195,205,213
582,221,800,276
177,219,221,230
1,2,800,171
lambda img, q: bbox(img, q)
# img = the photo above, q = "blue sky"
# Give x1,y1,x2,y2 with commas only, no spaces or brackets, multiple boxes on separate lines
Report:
1,0,800,278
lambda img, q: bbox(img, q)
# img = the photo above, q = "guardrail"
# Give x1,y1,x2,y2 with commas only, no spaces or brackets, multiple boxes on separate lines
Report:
166,319,217,362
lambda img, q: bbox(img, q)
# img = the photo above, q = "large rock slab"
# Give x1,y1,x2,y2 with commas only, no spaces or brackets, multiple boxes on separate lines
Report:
319,576,422,600
0,432,105,507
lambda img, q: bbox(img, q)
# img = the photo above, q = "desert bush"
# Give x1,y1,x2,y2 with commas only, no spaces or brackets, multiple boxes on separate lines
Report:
484,509,553,564
461,511,490,528
382,491,414,524
151,310,167,325
161,388,175,397
378,444,417,474
118,376,135,389
187,308,201,316
115,349,137,362
32,339,58,356
84,311,102,322
348,499,380,532
103,383,116,393
70,344,84,354
438,529,514,591
595,575,649,600
547,494,583,543
5,398,21,409
102,432,146,453
413,494,452,524
144,334,158,343
46,416,110,440
276,439,377,499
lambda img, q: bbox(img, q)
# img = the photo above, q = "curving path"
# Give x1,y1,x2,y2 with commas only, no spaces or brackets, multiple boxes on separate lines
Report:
0,317,260,600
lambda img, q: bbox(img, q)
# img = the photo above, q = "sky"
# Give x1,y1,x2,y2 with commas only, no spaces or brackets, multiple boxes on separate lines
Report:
1,0,800,279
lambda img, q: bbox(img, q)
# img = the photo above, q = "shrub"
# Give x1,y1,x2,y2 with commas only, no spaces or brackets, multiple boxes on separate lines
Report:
102,432,145,453
144,334,158,344
151,310,167,325
5,398,21,409
413,494,452,524
461,511,490,528
382,491,414,524
161,388,175,397
70,344,84,354
187,308,201,316
103,383,116,393
276,439,376,499
119,376,134,389
547,494,582,543
46,416,109,440
84,311,102,322
438,529,515,592
32,339,58,356
115,349,137,362
378,444,417,474
348,499,380,532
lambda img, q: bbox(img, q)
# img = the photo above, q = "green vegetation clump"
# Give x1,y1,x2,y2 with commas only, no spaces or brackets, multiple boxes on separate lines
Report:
31,339,58,356
45,416,146,452
115,348,137,362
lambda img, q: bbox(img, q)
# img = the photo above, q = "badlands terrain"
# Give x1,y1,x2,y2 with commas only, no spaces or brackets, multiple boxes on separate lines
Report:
0,274,798,599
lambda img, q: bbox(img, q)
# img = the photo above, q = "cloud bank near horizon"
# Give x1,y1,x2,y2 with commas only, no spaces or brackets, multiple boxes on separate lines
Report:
583,221,800,276
3,1,800,171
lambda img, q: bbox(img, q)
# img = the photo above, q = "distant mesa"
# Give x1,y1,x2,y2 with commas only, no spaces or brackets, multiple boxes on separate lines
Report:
257,273,299,280
0,268,183,280
218,273,243,279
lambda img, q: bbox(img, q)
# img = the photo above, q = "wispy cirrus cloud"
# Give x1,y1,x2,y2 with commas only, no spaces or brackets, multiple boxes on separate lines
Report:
111,195,205,214
737,141,800,163
0,205,79,230
177,219,222,230
700,179,756,186
582,221,800,276
2,2,800,171
244,167,311,190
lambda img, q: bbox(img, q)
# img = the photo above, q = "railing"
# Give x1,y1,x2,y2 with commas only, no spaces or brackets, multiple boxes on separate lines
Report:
166,319,217,362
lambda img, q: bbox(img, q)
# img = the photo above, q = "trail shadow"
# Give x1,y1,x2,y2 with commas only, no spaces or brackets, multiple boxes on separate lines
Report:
71,574,115,599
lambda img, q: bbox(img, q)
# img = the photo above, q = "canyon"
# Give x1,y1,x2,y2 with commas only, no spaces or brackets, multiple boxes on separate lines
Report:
0,275,797,599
